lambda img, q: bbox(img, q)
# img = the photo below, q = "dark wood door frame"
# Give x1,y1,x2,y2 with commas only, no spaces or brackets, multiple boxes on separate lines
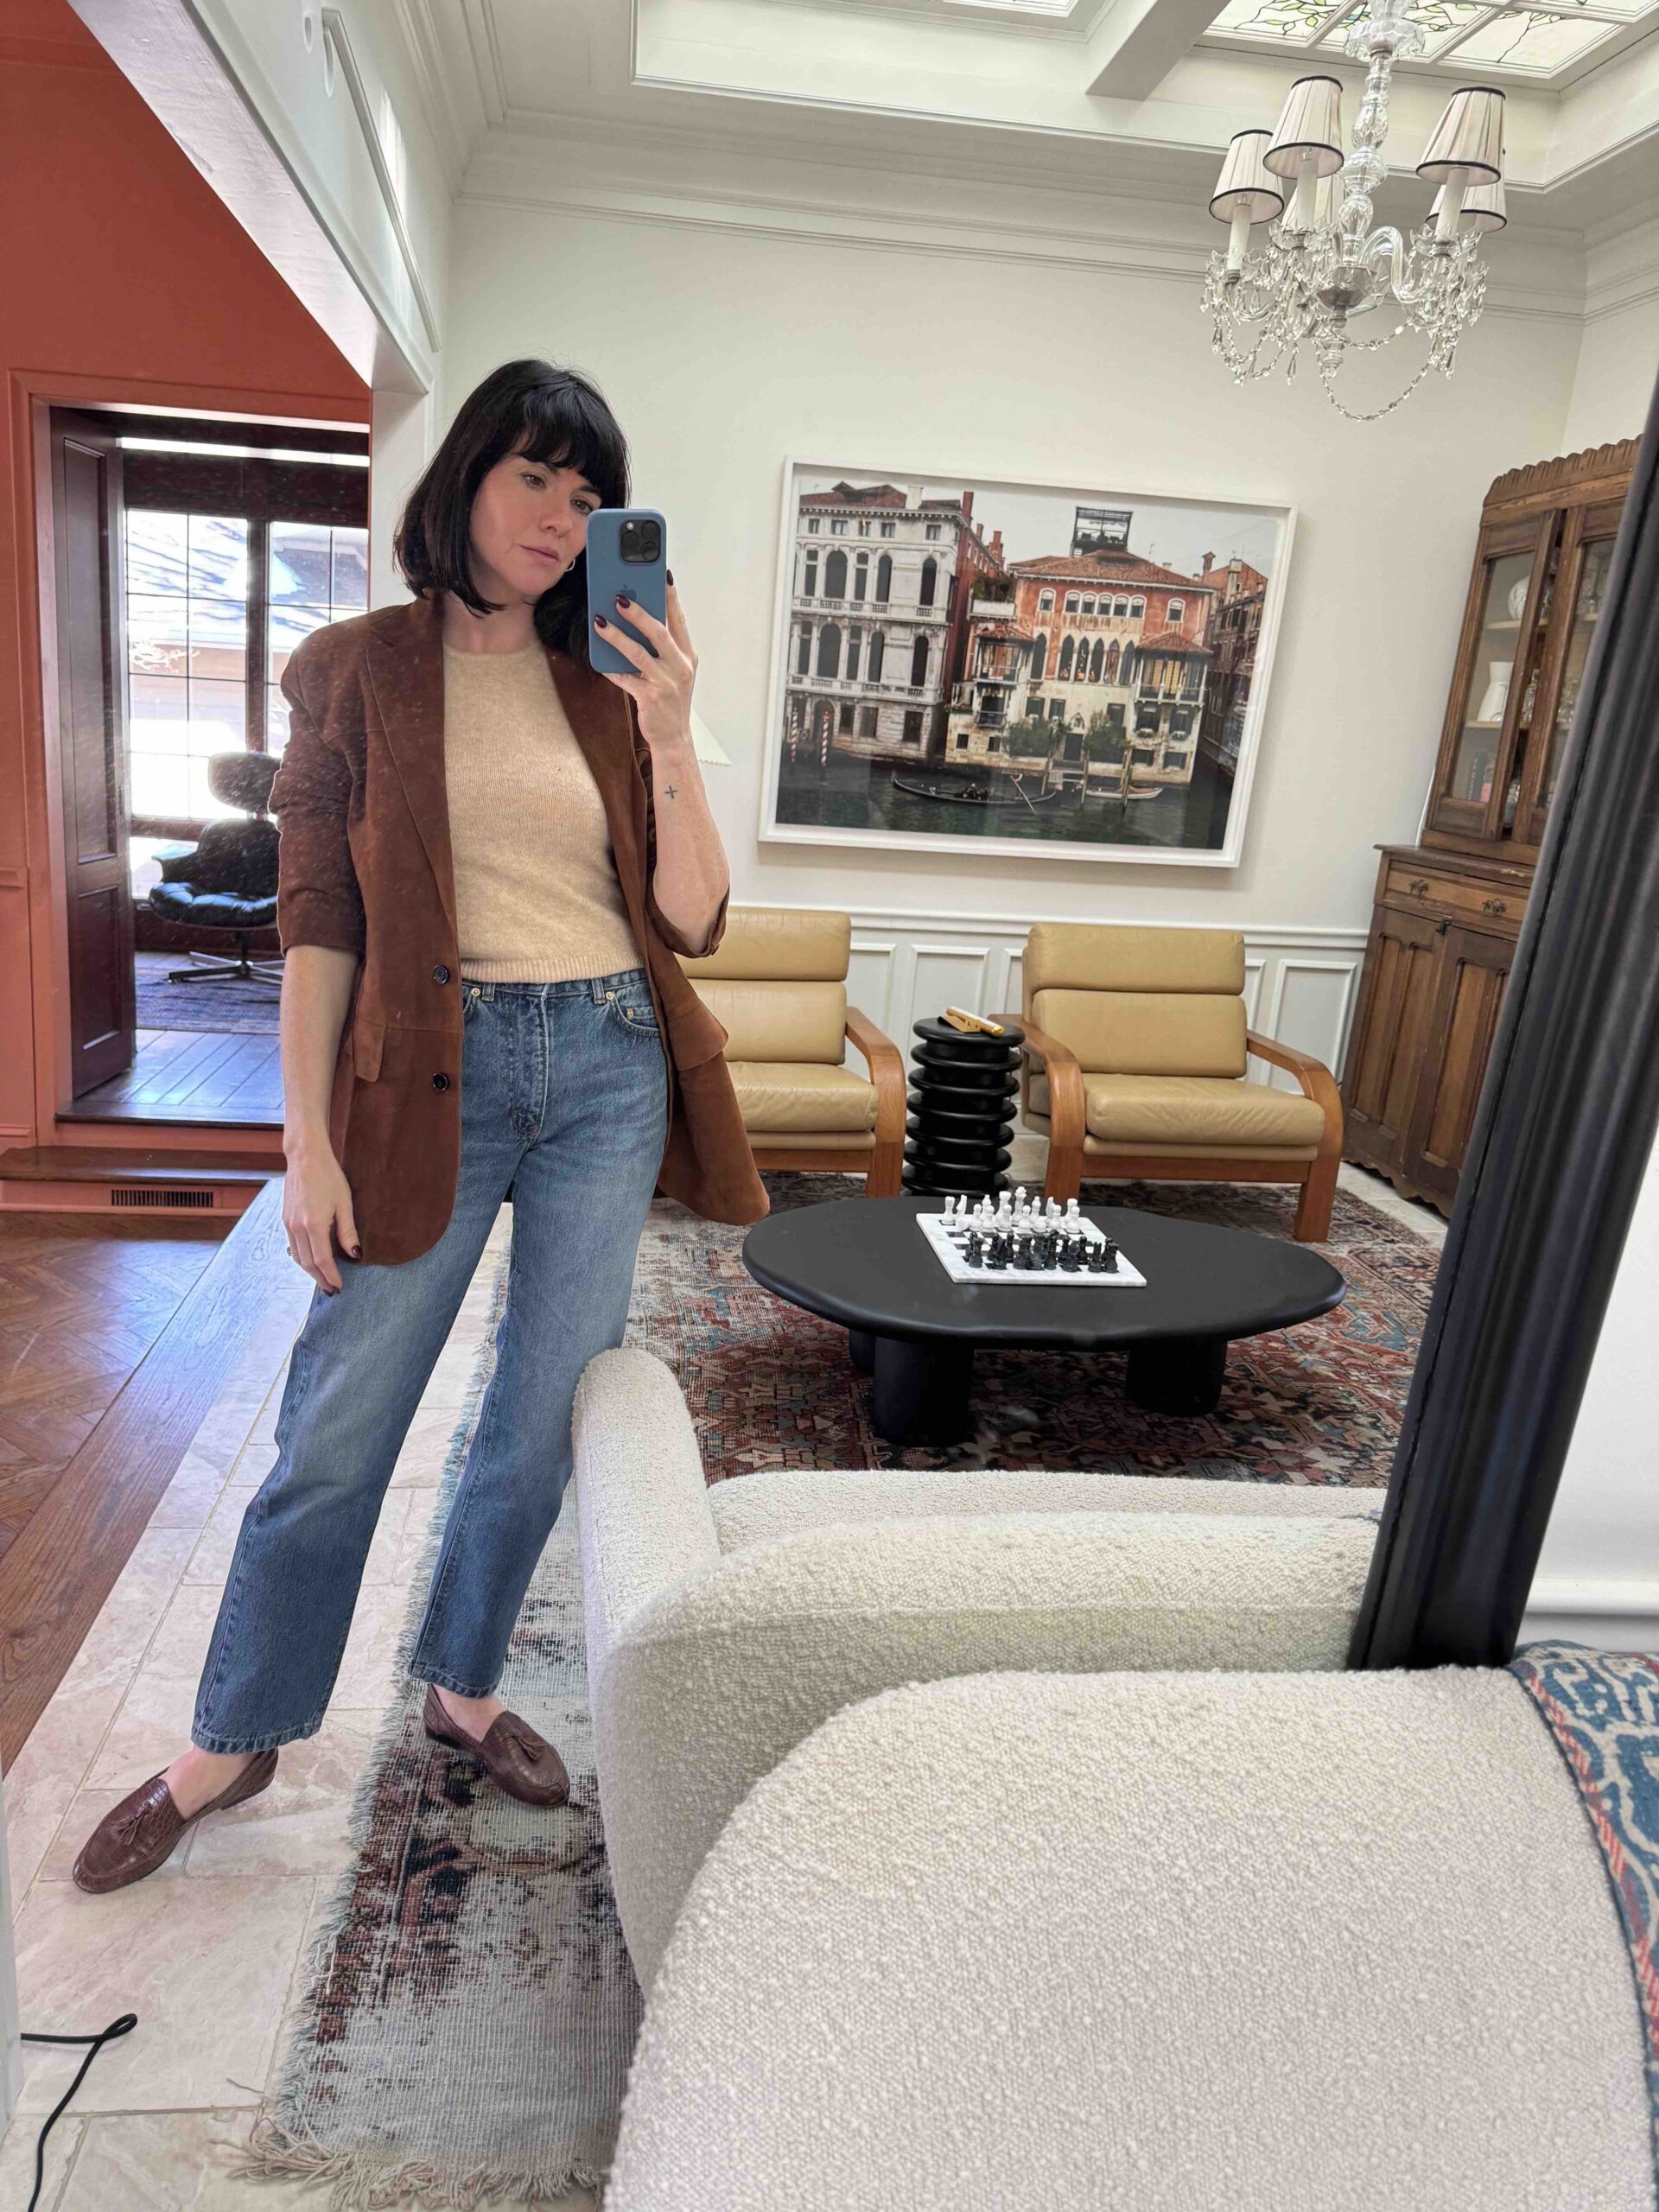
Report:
49,410,137,1096
1351,371,1659,1669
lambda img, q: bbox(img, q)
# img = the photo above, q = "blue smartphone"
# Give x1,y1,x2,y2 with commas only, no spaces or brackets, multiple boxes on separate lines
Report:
586,509,667,676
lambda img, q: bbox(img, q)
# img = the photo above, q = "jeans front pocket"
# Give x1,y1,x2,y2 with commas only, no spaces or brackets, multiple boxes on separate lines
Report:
603,984,661,1038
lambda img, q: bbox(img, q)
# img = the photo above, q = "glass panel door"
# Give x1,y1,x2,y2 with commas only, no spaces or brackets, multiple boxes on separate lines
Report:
124,511,249,823
1517,516,1617,848
1427,512,1553,849
1447,548,1532,809
266,521,369,751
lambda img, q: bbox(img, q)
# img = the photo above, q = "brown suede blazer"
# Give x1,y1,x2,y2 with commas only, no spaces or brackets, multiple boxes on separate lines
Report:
268,591,768,1266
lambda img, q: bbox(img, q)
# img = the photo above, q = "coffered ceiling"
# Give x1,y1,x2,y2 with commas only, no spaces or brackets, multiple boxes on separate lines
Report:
404,0,1659,232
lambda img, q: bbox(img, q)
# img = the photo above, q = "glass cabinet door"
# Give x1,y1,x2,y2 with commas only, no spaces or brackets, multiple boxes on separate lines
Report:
1427,513,1554,849
1516,499,1621,849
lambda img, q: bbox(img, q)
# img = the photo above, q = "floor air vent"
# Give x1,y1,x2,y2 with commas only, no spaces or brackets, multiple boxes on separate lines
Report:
111,1185,216,1210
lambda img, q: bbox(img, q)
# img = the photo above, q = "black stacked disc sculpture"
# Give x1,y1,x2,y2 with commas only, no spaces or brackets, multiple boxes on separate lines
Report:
902,1016,1025,1200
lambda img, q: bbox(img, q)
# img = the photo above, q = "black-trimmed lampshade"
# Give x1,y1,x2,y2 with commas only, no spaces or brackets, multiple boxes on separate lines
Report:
1431,176,1507,232
1263,77,1345,181
1210,130,1286,223
1417,86,1505,185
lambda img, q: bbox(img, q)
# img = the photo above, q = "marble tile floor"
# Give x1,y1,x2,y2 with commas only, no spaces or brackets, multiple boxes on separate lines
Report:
1,1205,601,2209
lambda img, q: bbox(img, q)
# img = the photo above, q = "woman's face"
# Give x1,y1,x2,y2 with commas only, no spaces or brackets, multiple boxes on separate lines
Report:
467,445,601,603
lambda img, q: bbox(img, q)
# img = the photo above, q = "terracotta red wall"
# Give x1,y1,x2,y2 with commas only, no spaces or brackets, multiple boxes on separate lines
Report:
0,0,369,1154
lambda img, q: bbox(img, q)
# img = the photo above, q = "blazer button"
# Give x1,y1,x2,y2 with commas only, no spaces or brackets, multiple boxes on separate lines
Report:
432,963,451,984
432,1071,451,1091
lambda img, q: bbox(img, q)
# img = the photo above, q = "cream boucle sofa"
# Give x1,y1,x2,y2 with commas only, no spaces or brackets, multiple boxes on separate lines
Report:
573,1347,1381,1992
606,1669,1652,2212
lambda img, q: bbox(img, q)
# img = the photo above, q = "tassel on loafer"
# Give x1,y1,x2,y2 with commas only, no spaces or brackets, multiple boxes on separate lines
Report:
73,1749,278,1895
423,1684,569,1807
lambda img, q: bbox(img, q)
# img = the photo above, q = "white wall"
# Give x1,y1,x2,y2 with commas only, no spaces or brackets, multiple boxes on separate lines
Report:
1527,1133,1659,1649
445,149,1580,950
439,141,1580,1071
1563,219,1659,454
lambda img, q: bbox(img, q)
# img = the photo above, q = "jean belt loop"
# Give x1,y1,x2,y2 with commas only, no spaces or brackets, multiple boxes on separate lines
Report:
590,976,606,1007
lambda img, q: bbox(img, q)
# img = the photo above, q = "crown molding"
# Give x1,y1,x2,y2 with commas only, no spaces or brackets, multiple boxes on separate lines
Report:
460,124,1588,323
389,0,473,191
1581,211,1659,321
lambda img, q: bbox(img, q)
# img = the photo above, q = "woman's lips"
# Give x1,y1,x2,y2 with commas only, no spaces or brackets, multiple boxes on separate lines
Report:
522,544,562,567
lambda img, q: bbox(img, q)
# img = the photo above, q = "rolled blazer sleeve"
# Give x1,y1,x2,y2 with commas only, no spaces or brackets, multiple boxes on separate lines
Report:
268,650,365,957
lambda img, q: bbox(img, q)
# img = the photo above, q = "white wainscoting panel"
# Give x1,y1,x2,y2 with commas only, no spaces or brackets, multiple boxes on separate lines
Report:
828,908,1368,1111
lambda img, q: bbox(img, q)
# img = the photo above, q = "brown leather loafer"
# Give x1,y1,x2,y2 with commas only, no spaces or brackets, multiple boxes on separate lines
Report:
73,1750,278,1895
423,1684,569,1807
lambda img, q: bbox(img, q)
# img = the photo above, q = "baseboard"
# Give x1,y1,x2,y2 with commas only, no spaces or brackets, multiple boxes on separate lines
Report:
1519,1580,1659,1654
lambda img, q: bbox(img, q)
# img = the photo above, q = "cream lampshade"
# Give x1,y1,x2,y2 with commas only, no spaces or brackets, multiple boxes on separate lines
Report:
1209,130,1285,221
1431,176,1507,233
1263,77,1346,180
1417,86,1505,184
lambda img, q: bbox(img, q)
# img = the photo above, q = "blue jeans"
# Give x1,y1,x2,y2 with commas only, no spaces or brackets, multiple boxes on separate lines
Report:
192,968,670,1754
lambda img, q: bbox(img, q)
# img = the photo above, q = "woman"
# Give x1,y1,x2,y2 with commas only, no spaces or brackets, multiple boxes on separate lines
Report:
74,359,767,1893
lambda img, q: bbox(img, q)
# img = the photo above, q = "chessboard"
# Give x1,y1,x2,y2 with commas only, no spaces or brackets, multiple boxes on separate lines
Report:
918,1192,1147,1287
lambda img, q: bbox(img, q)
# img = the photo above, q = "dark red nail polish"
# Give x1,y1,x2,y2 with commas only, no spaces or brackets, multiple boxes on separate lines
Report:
351,1243,361,1258
616,592,631,608
594,614,608,627
667,569,675,585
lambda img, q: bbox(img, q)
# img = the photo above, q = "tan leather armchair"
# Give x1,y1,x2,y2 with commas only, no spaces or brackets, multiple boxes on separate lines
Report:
680,908,906,1196
999,922,1343,1241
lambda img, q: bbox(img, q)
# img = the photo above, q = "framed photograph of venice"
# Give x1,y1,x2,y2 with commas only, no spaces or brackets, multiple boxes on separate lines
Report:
758,460,1295,868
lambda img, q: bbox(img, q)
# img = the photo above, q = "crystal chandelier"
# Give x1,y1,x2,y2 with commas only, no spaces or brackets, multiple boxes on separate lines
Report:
1202,0,1507,421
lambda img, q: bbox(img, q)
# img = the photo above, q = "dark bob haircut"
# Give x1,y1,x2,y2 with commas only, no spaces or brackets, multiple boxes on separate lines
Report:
393,359,630,661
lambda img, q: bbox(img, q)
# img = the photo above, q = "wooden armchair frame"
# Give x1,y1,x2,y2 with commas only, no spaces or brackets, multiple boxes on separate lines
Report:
995,1015,1344,1243
745,1007,907,1198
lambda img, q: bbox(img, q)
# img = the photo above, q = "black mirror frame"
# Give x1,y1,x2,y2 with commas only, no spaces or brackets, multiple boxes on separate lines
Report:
1351,370,1659,1669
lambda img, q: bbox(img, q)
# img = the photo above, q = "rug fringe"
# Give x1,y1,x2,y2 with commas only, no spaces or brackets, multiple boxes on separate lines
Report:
237,2111,613,2209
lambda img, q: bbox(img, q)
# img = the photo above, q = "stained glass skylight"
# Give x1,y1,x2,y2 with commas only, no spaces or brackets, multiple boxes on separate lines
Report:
1204,0,1655,77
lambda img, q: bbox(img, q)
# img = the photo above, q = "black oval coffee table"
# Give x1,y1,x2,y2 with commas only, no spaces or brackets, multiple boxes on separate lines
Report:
743,1196,1345,1444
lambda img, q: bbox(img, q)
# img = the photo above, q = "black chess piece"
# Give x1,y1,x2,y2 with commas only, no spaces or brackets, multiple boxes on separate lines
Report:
1043,1228,1062,1268
1059,1233,1084,1272
1101,1238,1119,1271
988,1230,1010,1268
1085,1237,1109,1273
965,1230,983,1268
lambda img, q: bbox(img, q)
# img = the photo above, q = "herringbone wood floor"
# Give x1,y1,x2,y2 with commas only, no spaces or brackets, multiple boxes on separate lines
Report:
0,1213,225,1561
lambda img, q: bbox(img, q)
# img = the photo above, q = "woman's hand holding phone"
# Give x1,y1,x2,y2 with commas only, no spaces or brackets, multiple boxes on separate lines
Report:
594,582,700,758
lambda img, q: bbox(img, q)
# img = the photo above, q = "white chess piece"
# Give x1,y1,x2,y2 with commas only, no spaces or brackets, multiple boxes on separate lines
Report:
1065,1198,1080,1221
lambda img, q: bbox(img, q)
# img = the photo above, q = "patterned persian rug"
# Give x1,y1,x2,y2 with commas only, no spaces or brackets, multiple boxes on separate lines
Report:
639,1174,1438,1490
245,1173,1437,2207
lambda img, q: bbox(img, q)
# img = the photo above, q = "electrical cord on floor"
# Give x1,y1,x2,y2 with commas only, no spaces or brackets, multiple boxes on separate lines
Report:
19,2014,137,2211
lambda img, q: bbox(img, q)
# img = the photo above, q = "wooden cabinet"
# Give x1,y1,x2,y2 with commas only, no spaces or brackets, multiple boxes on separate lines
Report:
1344,440,1635,1213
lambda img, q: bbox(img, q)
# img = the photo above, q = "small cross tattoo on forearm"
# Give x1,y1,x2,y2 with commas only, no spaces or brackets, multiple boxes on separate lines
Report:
664,783,677,799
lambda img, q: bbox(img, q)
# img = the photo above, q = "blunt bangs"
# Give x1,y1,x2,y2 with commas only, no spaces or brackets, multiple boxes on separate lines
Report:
393,359,632,661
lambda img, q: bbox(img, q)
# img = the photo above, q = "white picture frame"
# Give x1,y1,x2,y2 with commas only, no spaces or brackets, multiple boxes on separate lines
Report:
757,456,1296,869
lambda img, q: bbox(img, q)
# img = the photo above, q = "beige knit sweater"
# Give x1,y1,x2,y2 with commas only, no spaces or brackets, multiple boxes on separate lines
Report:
442,643,640,983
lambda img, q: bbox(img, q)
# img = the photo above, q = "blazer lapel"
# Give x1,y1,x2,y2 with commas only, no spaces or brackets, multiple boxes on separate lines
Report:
365,595,455,935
